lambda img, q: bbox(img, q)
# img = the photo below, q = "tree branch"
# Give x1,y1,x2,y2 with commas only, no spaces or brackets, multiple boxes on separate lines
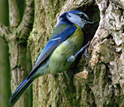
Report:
8,0,20,27
17,0,34,40
0,23,10,38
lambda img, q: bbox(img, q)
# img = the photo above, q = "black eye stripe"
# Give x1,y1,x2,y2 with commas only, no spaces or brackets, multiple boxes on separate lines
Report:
77,14,88,20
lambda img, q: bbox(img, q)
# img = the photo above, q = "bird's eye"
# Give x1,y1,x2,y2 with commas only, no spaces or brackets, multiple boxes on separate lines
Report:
66,13,71,18
79,14,85,19
79,14,88,21
79,14,82,17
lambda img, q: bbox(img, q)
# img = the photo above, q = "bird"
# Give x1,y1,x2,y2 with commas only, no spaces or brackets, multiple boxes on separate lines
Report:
9,10,93,106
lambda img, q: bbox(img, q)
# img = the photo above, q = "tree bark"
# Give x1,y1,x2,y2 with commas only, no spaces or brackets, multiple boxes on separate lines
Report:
88,0,124,106
0,0,124,107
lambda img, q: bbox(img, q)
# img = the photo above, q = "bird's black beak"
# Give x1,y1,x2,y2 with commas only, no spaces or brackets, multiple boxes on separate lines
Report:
86,20,94,24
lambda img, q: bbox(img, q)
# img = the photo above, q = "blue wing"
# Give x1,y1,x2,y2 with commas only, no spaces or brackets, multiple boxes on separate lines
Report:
27,25,77,79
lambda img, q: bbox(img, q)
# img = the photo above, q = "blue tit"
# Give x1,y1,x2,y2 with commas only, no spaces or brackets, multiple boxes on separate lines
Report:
9,10,93,106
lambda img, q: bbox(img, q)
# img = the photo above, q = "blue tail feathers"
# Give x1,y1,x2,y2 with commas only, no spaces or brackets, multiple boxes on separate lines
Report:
9,78,33,106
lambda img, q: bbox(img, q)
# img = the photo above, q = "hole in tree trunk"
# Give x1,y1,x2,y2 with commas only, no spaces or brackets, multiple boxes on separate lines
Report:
77,3,100,44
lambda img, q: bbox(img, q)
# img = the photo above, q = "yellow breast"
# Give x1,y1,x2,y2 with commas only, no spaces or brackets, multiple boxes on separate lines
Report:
49,25,84,74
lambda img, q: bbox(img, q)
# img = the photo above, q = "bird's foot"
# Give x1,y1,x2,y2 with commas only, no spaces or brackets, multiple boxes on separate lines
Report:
67,41,91,62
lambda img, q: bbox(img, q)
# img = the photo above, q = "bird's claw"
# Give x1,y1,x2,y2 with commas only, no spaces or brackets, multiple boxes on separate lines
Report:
84,48,90,58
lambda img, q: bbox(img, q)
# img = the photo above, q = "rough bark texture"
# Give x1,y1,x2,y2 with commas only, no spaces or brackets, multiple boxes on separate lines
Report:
88,0,124,106
0,0,124,107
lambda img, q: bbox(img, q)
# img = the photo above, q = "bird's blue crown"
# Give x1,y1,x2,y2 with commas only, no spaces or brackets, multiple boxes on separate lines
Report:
58,10,83,20
57,10,83,26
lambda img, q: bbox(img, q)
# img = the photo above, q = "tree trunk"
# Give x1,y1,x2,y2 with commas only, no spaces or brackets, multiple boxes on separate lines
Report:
0,0,124,107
